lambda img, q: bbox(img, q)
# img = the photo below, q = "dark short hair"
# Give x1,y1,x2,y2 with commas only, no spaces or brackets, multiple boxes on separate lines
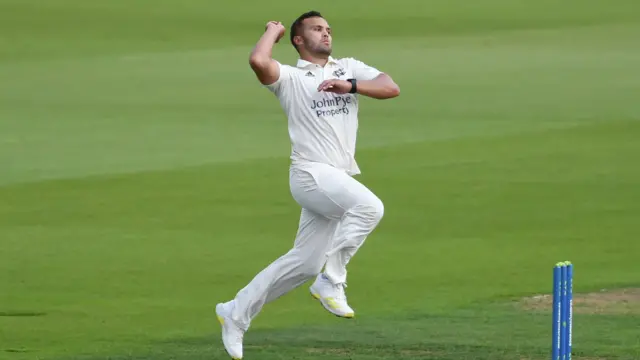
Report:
290,10,324,52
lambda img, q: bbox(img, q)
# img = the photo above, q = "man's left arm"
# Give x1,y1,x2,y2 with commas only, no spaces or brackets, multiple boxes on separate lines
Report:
351,58,399,99
318,58,400,99
352,73,400,99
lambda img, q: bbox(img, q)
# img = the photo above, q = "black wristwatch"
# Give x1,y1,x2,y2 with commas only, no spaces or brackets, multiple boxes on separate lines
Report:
347,78,357,94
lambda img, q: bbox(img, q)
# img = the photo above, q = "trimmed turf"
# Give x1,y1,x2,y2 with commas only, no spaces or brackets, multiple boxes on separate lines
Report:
1,0,639,359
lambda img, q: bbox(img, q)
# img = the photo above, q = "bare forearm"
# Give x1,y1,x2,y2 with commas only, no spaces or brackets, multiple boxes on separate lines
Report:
248,22,284,85
355,74,400,99
249,28,281,66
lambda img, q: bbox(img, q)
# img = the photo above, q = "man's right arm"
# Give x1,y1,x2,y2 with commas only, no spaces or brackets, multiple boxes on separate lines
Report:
249,21,286,86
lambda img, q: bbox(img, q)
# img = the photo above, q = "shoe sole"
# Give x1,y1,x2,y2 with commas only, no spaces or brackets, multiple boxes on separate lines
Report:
310,292,355,319
216,309,242,360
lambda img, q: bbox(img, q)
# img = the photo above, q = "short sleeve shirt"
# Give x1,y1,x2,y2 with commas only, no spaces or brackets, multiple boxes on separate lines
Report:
265,56,381,176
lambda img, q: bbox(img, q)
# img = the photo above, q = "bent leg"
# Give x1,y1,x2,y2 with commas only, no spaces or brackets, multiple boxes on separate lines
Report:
289,163,384,317
291,163,385,286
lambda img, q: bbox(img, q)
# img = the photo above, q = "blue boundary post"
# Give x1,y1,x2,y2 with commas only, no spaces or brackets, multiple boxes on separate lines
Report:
552,263,562,360
566,263,573,360
561,264,568,360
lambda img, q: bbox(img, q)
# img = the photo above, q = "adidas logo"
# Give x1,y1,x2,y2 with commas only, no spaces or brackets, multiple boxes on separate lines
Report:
305,71,315,77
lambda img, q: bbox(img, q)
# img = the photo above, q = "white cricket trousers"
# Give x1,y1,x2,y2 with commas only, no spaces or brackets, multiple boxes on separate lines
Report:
228,161,384,330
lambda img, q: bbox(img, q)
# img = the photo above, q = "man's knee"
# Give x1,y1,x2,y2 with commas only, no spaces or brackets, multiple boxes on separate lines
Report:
351,197,384,226
372,198,384,223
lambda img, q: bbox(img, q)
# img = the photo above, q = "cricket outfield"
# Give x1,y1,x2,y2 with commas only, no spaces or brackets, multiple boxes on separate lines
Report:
1,0,640,359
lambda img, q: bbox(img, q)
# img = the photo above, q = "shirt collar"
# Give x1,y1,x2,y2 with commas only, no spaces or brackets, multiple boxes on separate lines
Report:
296,56,338,69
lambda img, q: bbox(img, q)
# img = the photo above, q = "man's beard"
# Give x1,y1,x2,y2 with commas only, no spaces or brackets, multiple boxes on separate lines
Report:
307,42,332,56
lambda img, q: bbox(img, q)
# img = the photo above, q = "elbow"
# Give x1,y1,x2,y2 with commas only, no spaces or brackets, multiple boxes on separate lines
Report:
378,84,400,99
249,54,268,71
388,84,400,98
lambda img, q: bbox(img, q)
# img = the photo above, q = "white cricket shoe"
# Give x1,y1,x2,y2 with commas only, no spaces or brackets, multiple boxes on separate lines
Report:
215,302,244,360
309,273,355,318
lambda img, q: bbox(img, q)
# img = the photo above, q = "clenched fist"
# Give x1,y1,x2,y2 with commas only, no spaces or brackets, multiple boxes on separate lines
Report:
265,21,286,43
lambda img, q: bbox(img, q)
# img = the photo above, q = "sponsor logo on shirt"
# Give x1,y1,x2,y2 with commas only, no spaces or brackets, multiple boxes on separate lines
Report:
310,95,353,117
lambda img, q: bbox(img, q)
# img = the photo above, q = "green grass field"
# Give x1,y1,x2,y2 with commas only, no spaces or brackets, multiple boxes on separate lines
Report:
2,0,640,359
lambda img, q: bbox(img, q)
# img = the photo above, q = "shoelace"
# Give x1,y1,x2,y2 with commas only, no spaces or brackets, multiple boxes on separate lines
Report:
332,282,348,301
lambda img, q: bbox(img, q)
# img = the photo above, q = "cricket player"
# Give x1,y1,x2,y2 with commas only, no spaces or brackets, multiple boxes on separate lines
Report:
215,10,400,359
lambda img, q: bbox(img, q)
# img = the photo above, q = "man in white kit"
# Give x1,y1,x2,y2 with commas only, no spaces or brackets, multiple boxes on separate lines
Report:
215,10,400,359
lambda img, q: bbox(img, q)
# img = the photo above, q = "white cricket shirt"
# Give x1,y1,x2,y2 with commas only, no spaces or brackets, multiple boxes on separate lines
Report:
265,56,381,175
